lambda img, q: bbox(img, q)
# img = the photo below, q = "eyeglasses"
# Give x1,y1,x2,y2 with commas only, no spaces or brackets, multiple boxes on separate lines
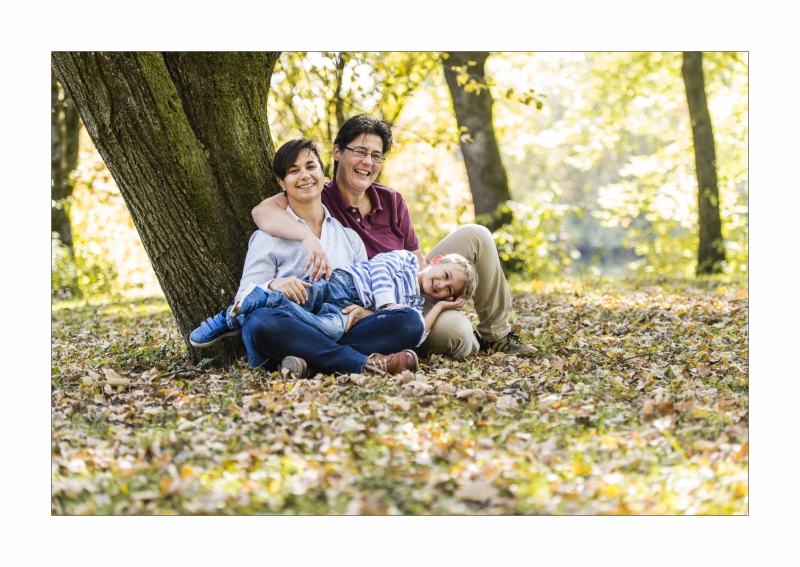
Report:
343,146,386,163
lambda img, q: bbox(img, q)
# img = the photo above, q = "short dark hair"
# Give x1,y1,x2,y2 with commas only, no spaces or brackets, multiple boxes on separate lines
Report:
273,139,324,180
332,115,393,175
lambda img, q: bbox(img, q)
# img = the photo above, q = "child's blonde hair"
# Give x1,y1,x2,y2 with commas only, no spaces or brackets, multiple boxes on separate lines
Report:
439,254,478,302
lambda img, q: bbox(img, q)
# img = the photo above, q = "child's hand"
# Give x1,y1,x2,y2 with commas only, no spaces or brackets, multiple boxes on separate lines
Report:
437,297,465,312
342,305,373,333
269,277,312,303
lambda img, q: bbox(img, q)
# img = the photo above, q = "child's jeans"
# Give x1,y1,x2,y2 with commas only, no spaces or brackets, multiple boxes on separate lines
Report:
259,269,360,341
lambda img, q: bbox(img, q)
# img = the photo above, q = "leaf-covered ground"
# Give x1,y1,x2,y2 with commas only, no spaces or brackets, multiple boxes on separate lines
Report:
51,277,748,515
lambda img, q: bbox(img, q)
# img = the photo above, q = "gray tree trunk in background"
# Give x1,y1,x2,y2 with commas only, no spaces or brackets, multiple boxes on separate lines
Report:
442,52,511,230
51,52,281,364
51,72,81,251
682,51,726,276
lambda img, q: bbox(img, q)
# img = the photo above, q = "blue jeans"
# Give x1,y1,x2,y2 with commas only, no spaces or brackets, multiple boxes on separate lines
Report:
241,304,424,374
258,270,360,341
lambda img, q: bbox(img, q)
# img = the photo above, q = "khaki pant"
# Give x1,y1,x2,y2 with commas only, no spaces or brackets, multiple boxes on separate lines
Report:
415,224,512,359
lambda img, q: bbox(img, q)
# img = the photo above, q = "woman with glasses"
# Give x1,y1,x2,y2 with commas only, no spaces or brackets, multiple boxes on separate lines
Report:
252,114,536,362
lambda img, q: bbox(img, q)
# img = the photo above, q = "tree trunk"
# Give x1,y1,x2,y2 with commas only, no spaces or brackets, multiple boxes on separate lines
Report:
682,51,726,275
51,52,281,365
442,52,511,230
51,72,81,251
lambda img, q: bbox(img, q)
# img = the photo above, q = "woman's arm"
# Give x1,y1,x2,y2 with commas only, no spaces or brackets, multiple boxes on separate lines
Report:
252,193,332,281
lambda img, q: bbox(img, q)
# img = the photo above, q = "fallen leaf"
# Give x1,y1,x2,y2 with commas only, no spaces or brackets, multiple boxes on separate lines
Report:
657,400,674,417
495,395,518,411
395,371,415,385
457,389,488,399
538,394,561,408
131,490,163,501
456,481,498,502
83,370,101,386
642,400,655,421
102,368,131,387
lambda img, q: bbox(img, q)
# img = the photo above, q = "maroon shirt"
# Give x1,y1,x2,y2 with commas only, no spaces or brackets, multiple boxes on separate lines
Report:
321,178,420,259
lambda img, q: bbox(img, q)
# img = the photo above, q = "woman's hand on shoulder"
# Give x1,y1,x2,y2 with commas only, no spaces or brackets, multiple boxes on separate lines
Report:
268,277,312,304
301,235,332,281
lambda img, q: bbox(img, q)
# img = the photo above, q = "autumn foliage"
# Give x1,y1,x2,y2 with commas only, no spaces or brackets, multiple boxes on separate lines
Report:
52,277,748,515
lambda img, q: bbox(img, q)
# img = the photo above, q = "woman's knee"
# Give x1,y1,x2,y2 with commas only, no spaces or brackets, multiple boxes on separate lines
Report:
457,224,494,249
418,310,479,360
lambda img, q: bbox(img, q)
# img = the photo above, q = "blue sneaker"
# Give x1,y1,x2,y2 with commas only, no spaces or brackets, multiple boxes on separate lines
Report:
229,282,271,317
189,309,241,348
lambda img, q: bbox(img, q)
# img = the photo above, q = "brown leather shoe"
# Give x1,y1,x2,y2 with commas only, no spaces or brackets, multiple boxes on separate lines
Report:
365,350,419,376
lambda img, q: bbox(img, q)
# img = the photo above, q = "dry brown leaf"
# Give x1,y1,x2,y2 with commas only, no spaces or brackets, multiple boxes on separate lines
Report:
495,395,518,411
538,394,561,408
642,399,655,421
395,371,415,385
131,490,163,501
657,400,675,417
456,389,488,399
102,368,131,387
456,480,498,502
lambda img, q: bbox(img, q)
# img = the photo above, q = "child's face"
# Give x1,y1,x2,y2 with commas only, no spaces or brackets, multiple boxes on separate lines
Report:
419,259,466,301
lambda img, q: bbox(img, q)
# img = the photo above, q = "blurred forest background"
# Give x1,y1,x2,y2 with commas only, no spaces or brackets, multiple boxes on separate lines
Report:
51,52,748,300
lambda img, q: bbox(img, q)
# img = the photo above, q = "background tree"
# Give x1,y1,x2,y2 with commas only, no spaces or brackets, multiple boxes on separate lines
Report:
51,52,281,364
269,52,439,177
442,52,512,230
51,72,81,253
572,52,745,277
682,51,726,275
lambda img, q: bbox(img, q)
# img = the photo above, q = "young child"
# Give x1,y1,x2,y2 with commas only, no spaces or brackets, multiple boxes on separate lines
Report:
191,249,477,348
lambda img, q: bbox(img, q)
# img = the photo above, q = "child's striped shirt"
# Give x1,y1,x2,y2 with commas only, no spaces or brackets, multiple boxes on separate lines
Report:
341,250,425,313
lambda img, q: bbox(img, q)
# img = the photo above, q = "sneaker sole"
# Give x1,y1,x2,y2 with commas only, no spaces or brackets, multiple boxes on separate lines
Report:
189,328,242,348
280,356,308,379
229,281,257,317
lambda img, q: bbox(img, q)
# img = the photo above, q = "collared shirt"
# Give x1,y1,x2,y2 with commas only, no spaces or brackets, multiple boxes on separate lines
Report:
322,179,420,259
237,205,367,297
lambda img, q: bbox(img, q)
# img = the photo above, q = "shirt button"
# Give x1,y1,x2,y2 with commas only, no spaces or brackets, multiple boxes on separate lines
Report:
357,217,361,222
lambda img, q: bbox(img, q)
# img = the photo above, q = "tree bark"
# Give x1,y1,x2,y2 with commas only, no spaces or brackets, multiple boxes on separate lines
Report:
682,52,726,275
442,52,511,230
52,52,281,364
51,72,81,251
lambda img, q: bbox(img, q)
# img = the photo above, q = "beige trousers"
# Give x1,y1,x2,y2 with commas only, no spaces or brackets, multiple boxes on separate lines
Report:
414,224,512,359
